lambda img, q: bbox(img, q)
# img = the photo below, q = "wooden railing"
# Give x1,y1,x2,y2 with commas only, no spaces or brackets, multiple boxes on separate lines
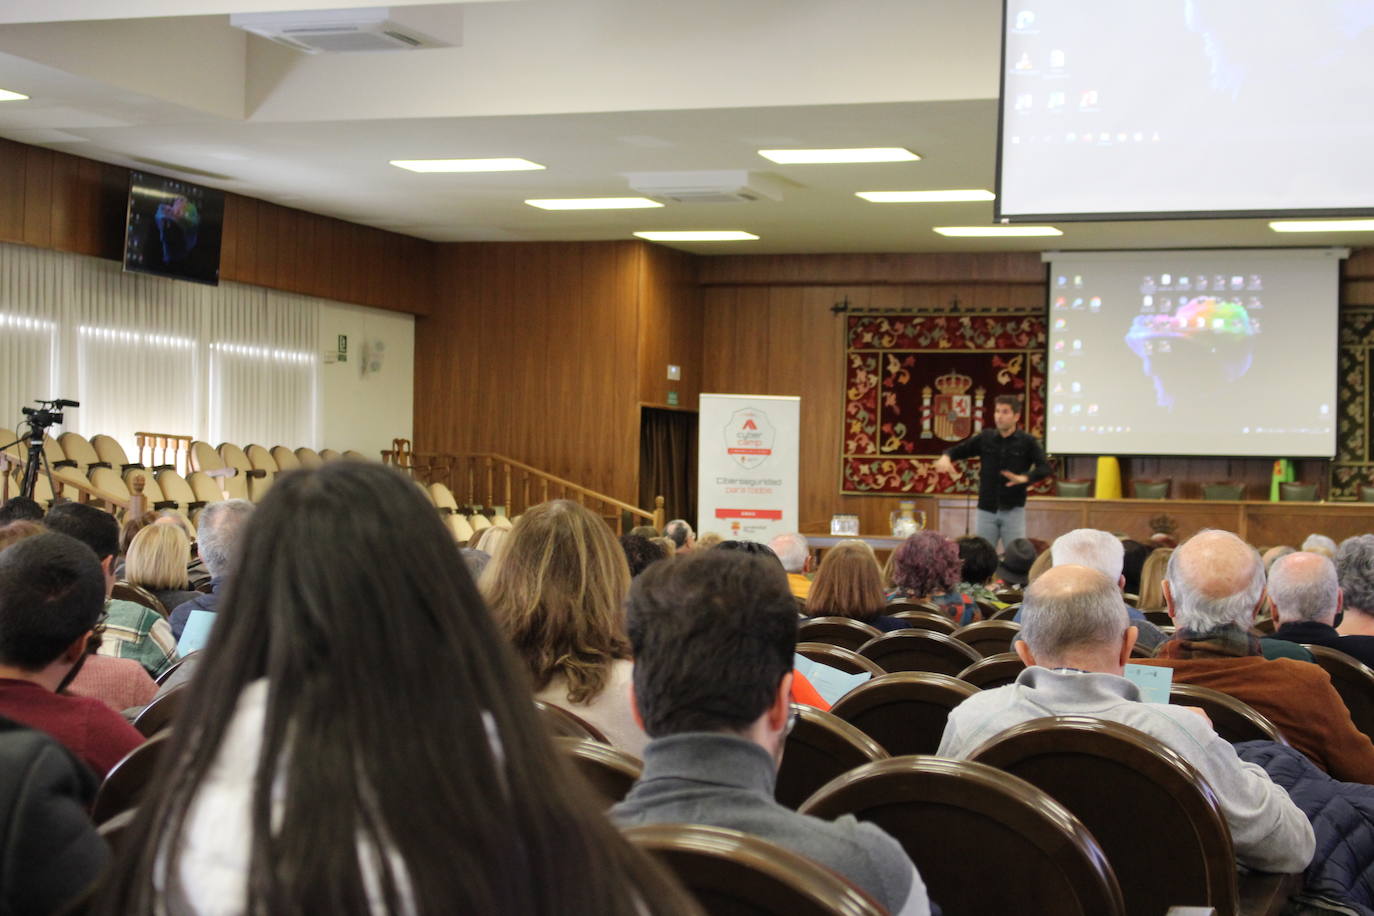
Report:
384,440,665,535
0,451,147,517
135,431,193,476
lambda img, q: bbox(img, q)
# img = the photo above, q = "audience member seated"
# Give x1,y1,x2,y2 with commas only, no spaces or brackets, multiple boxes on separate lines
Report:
459,547,489,581
1271,551,1374,669
611,549,932,915
768,532,814,599
1338,535,1374,638
154,512,211,590
805,539,907,631
471,523,509,560
620,534,668,578
993,537,1036,589
937,564,1313,874
1014,529,1168,653
1136,530,1374,783
1304,534,1339,559
124,523,201,615
44,502,178,679
629,524,659,539
664,519,694,553
0,532,143,777
1263,544,1296,572
0,520,43,550
1120,539,1152,595
695,531,723,550
1136,547,1173,611
111,511,157,580
96,462,692,915
953,536,1005,606
0,496,43,525
485,499,648,755
0,715,108,914
887,531,977,624
168,499,254,641
649,536,676,559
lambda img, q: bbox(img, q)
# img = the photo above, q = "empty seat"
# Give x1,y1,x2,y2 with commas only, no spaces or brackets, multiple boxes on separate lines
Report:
341,449,369,461
534,700,609,743
244,444,278,472
89,466,132,510
318,448,342,462
776,704,887,810
624,823,887,916
952,620,1022,658
556,737,642,808
92,732,170,825
885,609,959,635
188,440,225,473
1055,479,1094,497
1168,683,1288,745
490,513,514,529
187,471,229,505
800,756,1125,916
58,432,108,474
858,629,982,676
91,434,138,471
1131,479,1170,499
794,642,885,678
294,446,324,469
1303,644,1374,741
1201,482,1245,501
957,652,1027,691
428,483,475,541
468,513,492,533
1278,482,1319,502
156,470,200,518
829,672,979,757
797,617,883,652
270,445,301,471
217,442,253,473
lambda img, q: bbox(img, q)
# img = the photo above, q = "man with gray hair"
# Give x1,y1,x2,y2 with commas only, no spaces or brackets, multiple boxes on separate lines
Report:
938,564,1313,874
168,500,255,641
1272,552,1374,668
767,532,814,599
1013,528,1168,652
1134,530,1374,783
664,519,695,553
1337,535,1374,637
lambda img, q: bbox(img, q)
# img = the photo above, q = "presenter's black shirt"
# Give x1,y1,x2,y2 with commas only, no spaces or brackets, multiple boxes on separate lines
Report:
943,429,1051,513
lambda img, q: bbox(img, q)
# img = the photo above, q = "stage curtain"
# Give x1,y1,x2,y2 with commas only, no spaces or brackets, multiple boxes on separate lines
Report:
639,406,697,531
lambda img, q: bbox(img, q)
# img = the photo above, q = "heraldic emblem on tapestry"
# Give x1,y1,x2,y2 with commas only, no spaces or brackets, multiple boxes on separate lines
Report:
925,370,987,442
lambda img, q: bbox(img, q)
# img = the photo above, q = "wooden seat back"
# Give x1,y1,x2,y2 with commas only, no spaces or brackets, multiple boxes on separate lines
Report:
957,652,1027,690
797,617,882,651
776,704,887,810
800,756,1124,916
794,642,884,678
534,700,609,743
294,446,324,469
245,444,278,472
1304,644,1374,740
90,434,134,470
829,672,978,756
92,732,169,824
112,581,169,618
555,737,642,808
885,608,959,634
132,683,188,737
1169,683,1289,745
270,445,301,470
952,619,1022,658
857,629,981,676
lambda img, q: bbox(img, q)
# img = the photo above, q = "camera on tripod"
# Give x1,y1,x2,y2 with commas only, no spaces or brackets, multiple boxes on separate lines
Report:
21,398,78,431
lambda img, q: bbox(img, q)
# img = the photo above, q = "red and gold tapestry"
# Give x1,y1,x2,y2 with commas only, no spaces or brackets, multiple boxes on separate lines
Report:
842,313,1054,496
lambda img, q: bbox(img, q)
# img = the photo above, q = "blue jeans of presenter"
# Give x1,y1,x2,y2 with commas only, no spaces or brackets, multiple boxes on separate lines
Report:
975,507,1025,553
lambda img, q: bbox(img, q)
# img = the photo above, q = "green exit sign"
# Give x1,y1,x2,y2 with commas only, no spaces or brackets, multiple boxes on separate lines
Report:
667,391,679,406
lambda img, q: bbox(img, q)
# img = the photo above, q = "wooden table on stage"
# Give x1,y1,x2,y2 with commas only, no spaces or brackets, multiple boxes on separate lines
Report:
922,495,1374,546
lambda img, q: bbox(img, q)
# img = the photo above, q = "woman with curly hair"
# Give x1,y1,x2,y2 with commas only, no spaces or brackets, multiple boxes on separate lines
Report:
886,530,979,625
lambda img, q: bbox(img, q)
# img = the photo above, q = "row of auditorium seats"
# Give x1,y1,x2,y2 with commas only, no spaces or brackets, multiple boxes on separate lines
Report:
422,479,513,541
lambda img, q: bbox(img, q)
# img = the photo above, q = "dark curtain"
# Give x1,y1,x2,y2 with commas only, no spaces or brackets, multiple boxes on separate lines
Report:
639,407,698,530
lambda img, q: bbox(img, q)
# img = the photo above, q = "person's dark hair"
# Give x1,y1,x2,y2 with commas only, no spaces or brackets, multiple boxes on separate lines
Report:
716,540,781,563
619,534,667,578
1121,539,1153,595
628,525,660,539
994,394,1022,415
0,497,44,525
628,550,797,737
97,463,690,916
0,532,105,670
118,512,157,557
43,502,120,562
956,536,998,586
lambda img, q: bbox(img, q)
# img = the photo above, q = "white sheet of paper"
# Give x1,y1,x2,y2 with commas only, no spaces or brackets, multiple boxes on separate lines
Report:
793,653,871,706
1123,663,1172,704
177,609,217,655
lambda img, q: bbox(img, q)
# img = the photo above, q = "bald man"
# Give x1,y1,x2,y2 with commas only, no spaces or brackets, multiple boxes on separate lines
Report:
1134,530,1374,783
1270,551,1374,669
938,565,1312,874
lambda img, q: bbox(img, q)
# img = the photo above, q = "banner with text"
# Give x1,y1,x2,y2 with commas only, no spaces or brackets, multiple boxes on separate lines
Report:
698,394,800,544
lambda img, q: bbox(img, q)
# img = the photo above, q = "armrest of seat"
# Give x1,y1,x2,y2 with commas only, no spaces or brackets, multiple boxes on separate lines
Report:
53,459,78,469
87,461,111,470
120,463,146,472
204,467,235,479
153,500,179,511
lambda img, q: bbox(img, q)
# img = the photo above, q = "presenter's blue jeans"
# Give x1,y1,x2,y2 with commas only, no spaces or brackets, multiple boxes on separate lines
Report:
975,507,1025,552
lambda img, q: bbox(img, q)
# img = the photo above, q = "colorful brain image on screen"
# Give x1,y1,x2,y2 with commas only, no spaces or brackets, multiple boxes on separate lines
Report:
154,196,202,266
1124,296,1256,409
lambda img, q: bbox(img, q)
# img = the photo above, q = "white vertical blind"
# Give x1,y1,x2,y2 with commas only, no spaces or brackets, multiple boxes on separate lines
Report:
0,245,63,434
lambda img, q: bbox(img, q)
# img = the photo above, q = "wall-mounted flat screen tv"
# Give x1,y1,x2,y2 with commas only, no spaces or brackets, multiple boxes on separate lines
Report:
123,171,225,286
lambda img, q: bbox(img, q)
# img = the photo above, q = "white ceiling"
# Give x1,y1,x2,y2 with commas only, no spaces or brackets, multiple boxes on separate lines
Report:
0,0,1366,255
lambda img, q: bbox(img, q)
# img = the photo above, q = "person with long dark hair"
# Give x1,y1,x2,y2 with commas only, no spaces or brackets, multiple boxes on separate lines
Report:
97,462,694,915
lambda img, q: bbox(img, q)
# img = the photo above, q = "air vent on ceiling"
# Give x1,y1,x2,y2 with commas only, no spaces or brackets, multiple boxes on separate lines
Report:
626,170,788,205
230,8,458,54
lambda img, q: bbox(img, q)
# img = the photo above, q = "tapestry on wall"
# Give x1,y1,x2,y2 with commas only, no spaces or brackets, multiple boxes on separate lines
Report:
1330,308,1374,498
841,313,1056,496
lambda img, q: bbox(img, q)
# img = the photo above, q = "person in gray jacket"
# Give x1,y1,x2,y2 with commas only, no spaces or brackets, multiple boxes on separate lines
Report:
611,549,931,915
939,563,1314,875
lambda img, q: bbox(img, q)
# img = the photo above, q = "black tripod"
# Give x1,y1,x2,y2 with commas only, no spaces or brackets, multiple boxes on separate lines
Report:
2,398,77,502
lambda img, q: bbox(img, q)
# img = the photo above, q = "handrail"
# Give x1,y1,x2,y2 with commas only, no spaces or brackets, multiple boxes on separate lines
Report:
0,452,146,517
135,431,192,476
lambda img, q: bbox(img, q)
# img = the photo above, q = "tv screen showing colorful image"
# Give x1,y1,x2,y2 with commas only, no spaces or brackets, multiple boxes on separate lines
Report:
123,171,224,286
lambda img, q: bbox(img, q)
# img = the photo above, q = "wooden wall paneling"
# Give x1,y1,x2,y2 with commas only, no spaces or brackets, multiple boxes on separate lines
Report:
227,196,259,287
276,206,304,296
636,244,702,410
47,152,78,254
0,139,24,243
218,194,243,281
21,146,53,248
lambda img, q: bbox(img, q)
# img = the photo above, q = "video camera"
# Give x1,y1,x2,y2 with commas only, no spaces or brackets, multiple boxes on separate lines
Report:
20,398,79,431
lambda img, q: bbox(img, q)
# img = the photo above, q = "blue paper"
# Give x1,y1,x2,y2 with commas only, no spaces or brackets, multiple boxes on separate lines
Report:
793,653,871,706
177,609,217,655
1123,663,1172,704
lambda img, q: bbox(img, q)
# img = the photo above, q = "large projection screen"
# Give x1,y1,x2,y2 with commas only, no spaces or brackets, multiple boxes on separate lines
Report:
1044,249,1342,457
998,1,1374,220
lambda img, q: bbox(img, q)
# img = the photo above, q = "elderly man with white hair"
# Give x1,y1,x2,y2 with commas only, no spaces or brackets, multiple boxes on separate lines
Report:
1134,530,1374,783
1013,528,1169,653
168,499,255,641
1271,551,1374,669
664,519,695,553
767,532,813,600
938,564,1313,874
1337,535,1374,637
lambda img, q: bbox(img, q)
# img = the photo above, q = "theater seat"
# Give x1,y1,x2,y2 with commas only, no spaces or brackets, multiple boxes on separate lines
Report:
957,652,1027,690
294,447,325,469
857,629,981,676
1055,478,1094,497
92,732,170,825
1167,683,1288,745
244,444,278,473
797,617,882,652
58,432,108,475
952,619,1022,658
270,445,301,471
1201,482,1245,501
829,671,978,757
91,434,138,472
132,683,187,737
534,700,609,743
1131,479,1170,499
1303,644,1374,741
794,642,885,678
556,737,642,808
885,609,958,635
1278,482,1318,502
776,703,887,810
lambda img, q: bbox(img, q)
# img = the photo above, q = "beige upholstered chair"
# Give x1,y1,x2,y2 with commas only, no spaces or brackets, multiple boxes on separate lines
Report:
294,447,325,469
245,444,278,472
270,445,301,471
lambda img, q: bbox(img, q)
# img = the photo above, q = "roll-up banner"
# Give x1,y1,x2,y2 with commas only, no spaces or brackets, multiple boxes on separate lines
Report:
697,394,800,543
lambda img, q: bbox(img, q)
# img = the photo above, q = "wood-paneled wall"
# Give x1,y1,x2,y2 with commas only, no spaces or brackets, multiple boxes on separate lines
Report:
637,244,701,411
0,137,433,315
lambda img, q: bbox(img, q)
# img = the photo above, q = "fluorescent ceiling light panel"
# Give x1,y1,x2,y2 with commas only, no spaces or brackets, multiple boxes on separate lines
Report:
0,89,29,102
934,225,1062,237
525,197,663,210
389,158,545,173
633,230,759,242
1269,219,1374,233
857,189,995,203
757,147,919,164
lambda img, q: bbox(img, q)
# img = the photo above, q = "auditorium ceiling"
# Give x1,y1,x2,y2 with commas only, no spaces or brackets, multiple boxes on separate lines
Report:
0,0,1365,255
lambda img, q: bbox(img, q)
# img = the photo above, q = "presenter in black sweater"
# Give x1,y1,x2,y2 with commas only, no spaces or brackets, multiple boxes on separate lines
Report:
933,395,1051,551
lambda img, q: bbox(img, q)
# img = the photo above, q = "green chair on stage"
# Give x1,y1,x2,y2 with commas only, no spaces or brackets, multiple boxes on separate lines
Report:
1201,482,1245,501
1131,479,1170,500
1279,482,1319,502
1362,486,1374,504
1055,479,1094,498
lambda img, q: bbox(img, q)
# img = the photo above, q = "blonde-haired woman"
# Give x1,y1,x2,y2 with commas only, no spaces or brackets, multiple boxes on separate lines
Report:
806,540,909,632
125,523,200,615
1137,547,1174,611
471,523,510,561
483,499,645,754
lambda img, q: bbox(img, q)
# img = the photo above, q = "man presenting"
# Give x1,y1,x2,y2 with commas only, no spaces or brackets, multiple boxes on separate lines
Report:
933,395,1051,550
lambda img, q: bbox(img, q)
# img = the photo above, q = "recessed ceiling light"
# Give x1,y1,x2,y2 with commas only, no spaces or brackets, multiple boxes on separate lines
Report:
934,225,1062,237
857,189,995,203
1269,219,1374,233
389,158,545,173
633,230,759,242
0,89,29,102
757,147,920,164
525,197,663,210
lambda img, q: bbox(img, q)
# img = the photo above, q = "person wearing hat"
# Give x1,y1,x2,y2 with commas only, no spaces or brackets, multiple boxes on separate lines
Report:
995,538,1037,589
